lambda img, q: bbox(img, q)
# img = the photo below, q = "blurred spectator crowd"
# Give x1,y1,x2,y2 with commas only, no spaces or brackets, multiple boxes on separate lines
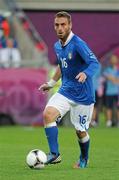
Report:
0,13,21,68
91,51,119,128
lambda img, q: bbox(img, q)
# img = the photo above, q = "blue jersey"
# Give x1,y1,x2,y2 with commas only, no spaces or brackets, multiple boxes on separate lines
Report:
54,32,100,105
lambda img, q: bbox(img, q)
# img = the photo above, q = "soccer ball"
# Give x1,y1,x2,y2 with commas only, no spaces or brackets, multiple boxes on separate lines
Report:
26,149,47,169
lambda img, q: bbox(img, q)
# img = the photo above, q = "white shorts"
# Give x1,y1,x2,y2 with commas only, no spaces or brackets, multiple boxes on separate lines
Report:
46,93,94,131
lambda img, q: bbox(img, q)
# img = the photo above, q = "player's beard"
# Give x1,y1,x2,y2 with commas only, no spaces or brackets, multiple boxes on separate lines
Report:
58,30,71,44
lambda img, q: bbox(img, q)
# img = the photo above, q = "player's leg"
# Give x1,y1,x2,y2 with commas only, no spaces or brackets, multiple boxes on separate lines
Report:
75,130,90,168
70,103,94,168
43,93,70,164
43,106,60,162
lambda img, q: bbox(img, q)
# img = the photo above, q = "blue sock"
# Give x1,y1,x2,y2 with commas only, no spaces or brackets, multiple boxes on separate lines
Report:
45,126,59,155
79,139,90,161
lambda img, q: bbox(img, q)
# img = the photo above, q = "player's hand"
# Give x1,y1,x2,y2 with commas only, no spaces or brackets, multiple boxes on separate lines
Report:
38,83,52,92
75,72,87,83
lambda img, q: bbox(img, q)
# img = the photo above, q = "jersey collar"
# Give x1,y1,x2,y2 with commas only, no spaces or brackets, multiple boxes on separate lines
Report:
60,31,74,47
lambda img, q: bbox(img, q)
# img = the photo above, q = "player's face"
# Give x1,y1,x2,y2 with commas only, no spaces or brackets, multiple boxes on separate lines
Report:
54,17,72,43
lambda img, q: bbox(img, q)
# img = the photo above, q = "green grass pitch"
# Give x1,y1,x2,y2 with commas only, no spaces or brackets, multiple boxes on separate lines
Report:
0,125,119,180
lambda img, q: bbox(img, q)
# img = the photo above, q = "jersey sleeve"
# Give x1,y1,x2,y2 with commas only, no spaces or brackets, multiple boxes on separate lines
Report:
76,39,100,77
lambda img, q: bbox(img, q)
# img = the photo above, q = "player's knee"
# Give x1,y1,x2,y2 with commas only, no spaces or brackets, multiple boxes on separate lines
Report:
76,130,87,139
43,108,54,123
43,106,61,125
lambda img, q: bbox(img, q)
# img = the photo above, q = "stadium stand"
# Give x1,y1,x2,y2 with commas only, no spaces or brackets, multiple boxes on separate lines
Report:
0,0,49,68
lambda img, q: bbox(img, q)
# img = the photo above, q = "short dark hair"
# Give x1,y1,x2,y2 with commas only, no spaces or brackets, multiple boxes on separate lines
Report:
55,11,71,23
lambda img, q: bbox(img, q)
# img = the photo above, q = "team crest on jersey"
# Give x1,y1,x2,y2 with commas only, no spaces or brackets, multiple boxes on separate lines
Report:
68,52,72,60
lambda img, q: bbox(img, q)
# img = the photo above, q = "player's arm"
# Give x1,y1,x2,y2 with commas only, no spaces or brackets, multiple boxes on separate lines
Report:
38,65,61,92
75,40,100,82
51,65,61,82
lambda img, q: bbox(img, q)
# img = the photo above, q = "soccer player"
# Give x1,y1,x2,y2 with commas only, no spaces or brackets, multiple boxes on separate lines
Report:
39,11,100,168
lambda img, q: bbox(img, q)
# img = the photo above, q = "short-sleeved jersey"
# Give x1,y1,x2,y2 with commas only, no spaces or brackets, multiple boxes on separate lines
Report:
54,32,100,105
103,66,119,95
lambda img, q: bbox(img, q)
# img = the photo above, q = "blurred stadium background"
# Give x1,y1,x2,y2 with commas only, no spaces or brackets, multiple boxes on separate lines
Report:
0,0,119,126
1,1,119,180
